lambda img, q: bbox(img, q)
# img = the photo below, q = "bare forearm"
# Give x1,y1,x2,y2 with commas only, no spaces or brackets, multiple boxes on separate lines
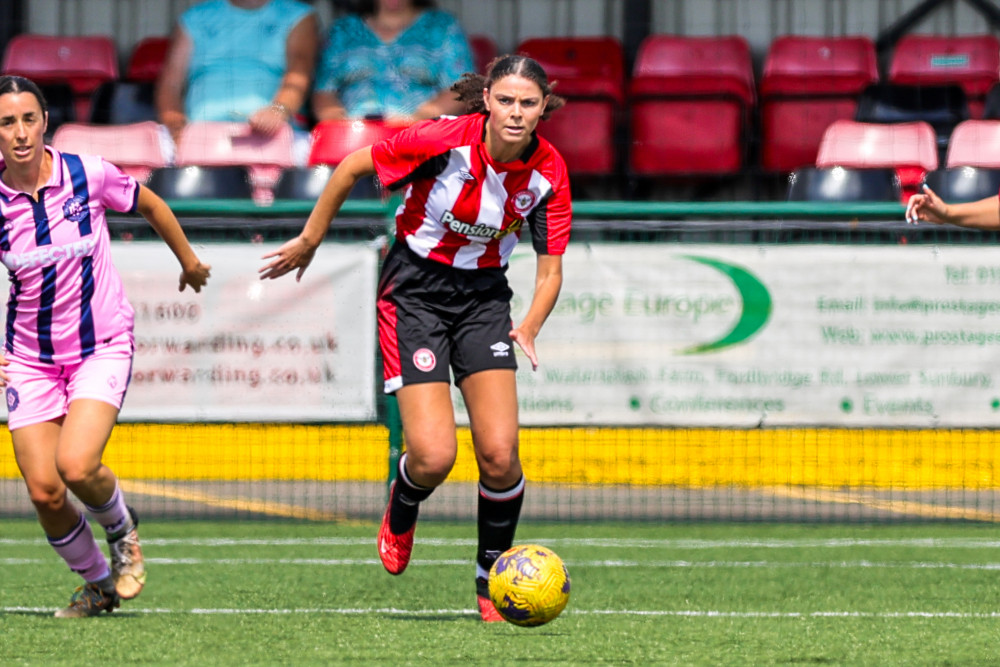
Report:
138,188,199,268
520,264,563,336
300,148,376,246
942,196,1000,229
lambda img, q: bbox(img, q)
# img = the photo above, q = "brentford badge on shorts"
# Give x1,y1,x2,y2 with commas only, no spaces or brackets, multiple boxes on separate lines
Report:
511,189,536,214
413,348,437,372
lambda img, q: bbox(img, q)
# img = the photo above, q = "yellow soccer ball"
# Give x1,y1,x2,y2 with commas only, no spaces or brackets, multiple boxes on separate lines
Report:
488,544,570,627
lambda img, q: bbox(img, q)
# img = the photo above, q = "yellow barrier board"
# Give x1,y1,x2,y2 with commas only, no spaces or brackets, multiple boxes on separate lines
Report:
0,425,996,488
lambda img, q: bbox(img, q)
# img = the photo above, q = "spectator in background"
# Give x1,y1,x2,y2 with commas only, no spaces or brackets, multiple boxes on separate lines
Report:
312,0,474,122
155,0,319,158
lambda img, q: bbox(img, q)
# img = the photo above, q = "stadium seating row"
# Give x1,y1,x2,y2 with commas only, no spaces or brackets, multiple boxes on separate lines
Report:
50,119,401,204
788,117,1000,204
5,32,1000,182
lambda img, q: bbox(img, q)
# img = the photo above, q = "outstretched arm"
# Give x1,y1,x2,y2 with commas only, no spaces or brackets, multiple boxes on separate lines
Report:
905,184,1000,230
136,186,211,292
259,146,377,281
510,253,563,370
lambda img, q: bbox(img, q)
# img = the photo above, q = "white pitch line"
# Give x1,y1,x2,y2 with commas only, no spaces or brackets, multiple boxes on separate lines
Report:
5,557,1000,569
4,606,1000,619
4,536,1000,548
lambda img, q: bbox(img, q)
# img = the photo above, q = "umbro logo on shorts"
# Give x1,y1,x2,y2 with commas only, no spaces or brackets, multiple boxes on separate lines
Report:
490,342,510,357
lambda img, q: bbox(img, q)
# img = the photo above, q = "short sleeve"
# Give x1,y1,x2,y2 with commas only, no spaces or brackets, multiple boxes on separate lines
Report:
371,116,473,189
99,159,140,214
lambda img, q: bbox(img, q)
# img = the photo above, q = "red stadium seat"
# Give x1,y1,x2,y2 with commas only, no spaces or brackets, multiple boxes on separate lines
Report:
889,34,1000,118
468,34,498,75
816,119,938,201
176,121,296,204
760,35,878,172
516,37,624,177
126,36,171,83
628,35,755,176
1,34,119,121
944,120,1000,168
52,121,168,184
307,119,411,167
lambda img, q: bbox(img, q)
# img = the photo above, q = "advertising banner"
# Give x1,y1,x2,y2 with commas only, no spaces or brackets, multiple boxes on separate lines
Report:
123,242,379,421
2,242,380,422
480,243,1000,427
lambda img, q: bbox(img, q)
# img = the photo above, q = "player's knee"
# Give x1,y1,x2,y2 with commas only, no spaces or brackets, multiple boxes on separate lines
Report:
27,483,67,514
476,443,520,481
405,450,455,485
54,455,101,488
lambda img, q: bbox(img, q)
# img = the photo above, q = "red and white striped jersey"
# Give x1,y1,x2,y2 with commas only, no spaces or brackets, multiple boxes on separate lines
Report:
371,113,572,270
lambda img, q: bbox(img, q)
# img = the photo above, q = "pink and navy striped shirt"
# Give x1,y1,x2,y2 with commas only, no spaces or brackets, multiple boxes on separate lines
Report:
0,147,139,365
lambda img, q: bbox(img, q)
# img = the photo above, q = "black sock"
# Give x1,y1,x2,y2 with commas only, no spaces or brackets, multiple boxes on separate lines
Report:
389,453,434,535
476,476,525,580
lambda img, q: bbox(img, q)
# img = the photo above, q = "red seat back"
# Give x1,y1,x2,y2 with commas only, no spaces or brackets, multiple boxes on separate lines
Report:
516,38,625,176
176,121,296,204
2,34,119,121
52,121,167,184
816,119,939,201
629,35,754,104
468,34,498,75
945,120,1000,168
517,37,625,102
762,35,878,96
889,34,1000,117
759,36,879,172
308,119,411,167
628,35,754,176
126,36,171,83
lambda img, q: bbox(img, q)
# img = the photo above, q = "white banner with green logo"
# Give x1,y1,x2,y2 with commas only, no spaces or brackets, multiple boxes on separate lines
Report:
465,243,1000,427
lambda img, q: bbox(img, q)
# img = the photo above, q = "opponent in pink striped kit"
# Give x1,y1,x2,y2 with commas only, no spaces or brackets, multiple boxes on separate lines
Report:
260,55,572,621
0,76,212,617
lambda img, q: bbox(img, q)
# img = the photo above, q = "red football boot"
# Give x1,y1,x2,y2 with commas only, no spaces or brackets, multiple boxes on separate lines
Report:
377,493,414,575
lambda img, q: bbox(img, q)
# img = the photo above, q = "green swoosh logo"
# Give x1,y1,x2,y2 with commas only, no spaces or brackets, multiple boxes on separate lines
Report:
680,255,772,354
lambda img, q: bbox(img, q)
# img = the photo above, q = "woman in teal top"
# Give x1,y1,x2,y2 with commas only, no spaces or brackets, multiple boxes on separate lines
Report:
156,0,319,146
312,0,475,122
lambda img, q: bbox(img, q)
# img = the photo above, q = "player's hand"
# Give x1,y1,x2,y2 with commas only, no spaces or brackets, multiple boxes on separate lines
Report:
905,184,950,225
179,261,212,293
259,236,317,282
0,354,8,388
509,327,539,371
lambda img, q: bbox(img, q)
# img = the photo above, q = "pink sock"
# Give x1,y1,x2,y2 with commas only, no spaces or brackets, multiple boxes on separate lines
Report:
84,482,132,539
48,514,111,583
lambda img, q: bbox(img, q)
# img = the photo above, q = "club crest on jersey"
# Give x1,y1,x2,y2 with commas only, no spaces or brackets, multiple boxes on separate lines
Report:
62,195,88,222
6,387,18,412
510,189,537,214
413,348,437,372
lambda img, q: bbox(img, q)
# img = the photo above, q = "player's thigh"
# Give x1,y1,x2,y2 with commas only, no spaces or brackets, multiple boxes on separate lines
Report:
395,381,458,477
459,369,521,481
10,420,66,499
58,399,120,473
56,344,131,473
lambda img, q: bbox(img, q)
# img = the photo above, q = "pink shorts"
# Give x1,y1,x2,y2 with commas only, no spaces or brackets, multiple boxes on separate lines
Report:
4,332,134,431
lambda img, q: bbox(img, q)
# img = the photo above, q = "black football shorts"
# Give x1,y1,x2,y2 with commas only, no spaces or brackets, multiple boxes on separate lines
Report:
377,242,517,393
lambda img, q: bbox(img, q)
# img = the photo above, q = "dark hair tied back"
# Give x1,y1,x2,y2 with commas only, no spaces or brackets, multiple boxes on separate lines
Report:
0,75,48,116
451,54,566,120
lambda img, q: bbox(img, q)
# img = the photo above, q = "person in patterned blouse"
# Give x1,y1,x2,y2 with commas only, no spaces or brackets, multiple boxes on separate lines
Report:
312,0,474,122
